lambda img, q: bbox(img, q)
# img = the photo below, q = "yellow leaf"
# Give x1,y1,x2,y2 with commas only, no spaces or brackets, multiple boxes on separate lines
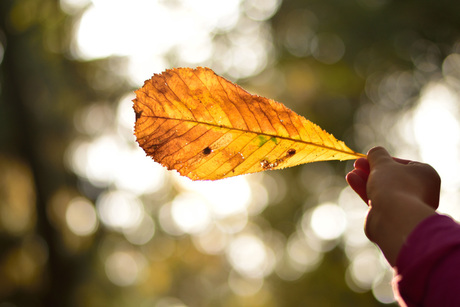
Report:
133,67,365,181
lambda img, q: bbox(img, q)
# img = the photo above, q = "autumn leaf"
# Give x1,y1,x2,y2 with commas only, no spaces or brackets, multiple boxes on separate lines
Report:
133,67,365,181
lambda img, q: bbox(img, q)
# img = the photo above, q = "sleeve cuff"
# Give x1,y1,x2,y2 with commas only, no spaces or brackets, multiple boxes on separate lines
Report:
393,214,460,306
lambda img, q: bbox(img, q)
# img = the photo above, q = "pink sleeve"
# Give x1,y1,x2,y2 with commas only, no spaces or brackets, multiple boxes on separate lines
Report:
393,214,460,307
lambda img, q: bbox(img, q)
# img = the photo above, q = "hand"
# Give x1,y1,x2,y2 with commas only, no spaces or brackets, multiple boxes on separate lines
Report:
346,147,440,266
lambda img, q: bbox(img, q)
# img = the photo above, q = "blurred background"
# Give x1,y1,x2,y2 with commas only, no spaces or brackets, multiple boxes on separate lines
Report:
1,0,460,306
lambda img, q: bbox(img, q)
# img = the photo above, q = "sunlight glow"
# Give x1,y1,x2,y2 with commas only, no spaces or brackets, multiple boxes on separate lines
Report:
309,203,347,241
243,0,281,21
227,234,274,278
97,190,143,230
105,250,147,286
395,80,460,220
59,0,90,14
246,179,269,215
339,187,369,249
176,0,241,30
68,132,166,194
372,270,396,304
113,147,167,195
65,197,98,236
286,233,321,271
443,53,460,87
70,134,121,187
116,93,136,138
174,175,252,218
123,214,156,245
171,193,211,234
353,51,460,300
73,0,277,82
347,249,383,290
192,226,229,255
215,211,248,234
159,203,185,236
74,103,113,136
410,83,460,190
56,0,460,302
228,271,264,296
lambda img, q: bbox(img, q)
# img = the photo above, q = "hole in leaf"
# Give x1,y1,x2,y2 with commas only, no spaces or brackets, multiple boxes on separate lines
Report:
203,147,212,155
287,149,296,156
135,110,143,120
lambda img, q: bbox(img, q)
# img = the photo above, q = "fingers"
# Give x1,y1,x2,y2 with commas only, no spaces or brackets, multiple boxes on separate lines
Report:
348,146,439,208
368,147,415,166
354,157,370,174
346,169,369,204
367,146,394,169
347,158,370,203
406,162,441,210
352,167,369,182
365,147,441,210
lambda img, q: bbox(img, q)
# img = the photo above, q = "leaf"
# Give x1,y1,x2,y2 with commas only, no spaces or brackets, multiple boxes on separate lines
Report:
133,67,365,181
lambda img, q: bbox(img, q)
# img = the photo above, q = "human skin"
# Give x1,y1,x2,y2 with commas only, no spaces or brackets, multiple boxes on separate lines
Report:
346,147,440,266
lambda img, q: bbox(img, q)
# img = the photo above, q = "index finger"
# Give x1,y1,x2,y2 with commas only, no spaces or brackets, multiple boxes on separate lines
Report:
367,146,394,169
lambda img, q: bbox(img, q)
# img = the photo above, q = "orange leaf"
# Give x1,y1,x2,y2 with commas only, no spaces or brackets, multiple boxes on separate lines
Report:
133,67,365,181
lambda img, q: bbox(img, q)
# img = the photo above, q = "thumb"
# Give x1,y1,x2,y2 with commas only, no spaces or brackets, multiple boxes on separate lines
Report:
367,146,393,170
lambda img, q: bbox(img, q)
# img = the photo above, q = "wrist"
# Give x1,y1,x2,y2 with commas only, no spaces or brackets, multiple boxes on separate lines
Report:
365,195,436,266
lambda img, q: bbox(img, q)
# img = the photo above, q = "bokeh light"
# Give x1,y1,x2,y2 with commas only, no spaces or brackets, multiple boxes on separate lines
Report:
7,0,460,305
72,16,460,307
123,214,156,245
97,190,143,230
309,203,347,241
2,236,48,291
311,33,345,65
104,250,147,287
171,193,212,235
347,248,382,291
286,232,322,273
192,226,229,255
0,156,36,236
392,78,460,221
61,1,284,298
228,270,264,296
347,41,460,305
59,0,90,14
227,233,275,278
372,269,396,304
410,83,460,189
71,0,277,83
65,197,98,236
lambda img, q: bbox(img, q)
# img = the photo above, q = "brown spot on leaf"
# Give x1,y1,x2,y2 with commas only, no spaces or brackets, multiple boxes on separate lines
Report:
260,159,270,169
135,110,143,120
287,149,296,156
203,147,212,155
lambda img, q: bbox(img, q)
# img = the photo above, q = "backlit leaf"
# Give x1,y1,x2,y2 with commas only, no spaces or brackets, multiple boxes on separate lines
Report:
133,67,365,181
